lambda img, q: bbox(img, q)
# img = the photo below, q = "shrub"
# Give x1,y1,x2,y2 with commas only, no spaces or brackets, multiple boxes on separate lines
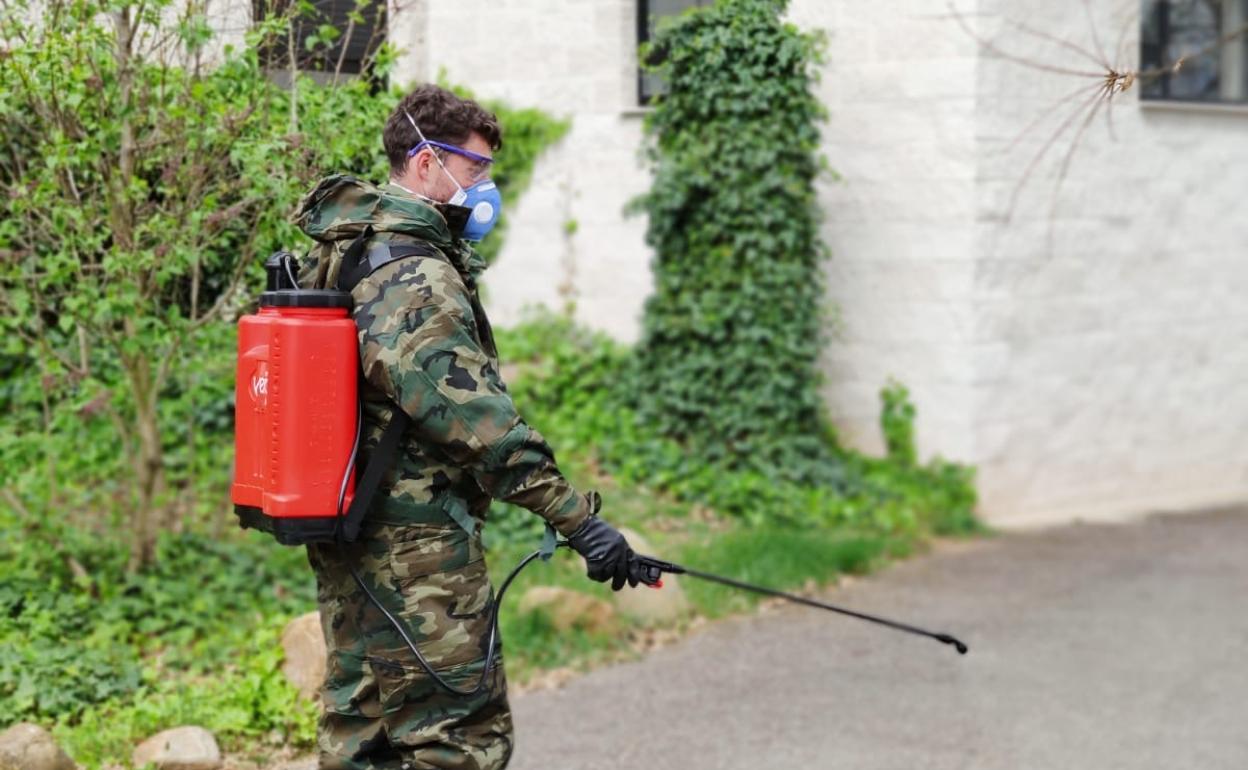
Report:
0,0,568,567
629,0,839,488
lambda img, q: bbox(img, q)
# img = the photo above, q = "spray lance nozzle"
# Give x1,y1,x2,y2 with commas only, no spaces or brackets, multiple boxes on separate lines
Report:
630,553,969,656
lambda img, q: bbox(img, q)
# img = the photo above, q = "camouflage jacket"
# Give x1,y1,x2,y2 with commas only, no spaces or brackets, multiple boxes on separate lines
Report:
294,174,592,538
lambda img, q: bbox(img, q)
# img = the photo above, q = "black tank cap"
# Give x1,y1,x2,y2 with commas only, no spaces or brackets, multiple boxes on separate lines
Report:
260,289,353,309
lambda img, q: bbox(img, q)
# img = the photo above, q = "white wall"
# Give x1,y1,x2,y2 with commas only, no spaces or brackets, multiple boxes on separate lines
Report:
789,0,982,463
970,0,1248,524
394,0,1248,526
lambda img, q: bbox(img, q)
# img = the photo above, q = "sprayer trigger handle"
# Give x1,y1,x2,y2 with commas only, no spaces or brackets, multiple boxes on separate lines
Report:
634,554,683,588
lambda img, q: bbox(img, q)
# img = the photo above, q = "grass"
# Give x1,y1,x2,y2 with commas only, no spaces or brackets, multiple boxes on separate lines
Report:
33,466,968,768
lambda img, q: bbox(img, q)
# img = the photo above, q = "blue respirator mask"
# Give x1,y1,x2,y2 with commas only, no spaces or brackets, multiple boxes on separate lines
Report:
404,112,501,242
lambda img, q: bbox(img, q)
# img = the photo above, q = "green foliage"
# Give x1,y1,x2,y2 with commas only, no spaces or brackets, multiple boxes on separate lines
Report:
0,1,978,764
0,0,568,565
0,505,315,728
881,379,919,467
55,622,318,766
493,312,978,537
630,0,838,486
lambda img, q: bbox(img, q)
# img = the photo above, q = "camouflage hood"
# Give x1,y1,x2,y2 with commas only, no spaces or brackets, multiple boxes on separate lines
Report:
294,174,486,282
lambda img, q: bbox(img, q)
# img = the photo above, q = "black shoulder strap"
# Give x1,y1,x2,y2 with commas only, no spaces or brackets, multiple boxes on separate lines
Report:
338,409,411,544
336,226,440,294
332,229,438,543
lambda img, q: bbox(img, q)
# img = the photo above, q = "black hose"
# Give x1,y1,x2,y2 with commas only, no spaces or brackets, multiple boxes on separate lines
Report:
344,543,562,697
334,404,560,697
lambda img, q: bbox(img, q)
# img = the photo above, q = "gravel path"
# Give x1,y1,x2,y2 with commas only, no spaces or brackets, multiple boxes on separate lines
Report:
509,509,1248,770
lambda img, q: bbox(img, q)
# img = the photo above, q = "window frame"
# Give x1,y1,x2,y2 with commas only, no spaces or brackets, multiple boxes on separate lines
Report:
636,0,712,106
1139,0,1248,106
252,0,387,78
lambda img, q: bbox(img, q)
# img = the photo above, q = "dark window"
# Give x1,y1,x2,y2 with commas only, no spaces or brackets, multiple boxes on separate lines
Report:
253,0,386,76
1141,0,1248,103
637,0,712,104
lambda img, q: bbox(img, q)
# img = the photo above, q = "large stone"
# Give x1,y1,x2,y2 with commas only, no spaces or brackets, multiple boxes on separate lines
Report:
131,726,220,770
614,528,690,624
280,611,326,701
518,586,617,634
0,724,75,770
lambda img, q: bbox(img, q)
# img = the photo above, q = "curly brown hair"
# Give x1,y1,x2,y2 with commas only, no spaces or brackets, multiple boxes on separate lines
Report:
383,84,502,177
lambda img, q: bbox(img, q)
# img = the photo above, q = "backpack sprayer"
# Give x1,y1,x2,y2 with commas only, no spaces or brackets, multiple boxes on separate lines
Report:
231,245,968,700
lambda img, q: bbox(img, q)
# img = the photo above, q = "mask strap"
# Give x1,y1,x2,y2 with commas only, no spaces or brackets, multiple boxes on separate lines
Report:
404,111,467,203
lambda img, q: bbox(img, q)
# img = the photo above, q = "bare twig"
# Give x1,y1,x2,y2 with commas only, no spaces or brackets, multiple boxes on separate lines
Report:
945,5,1105,78
1004,18,1109,72
1000,83,1105,223
2,488,33,519
1043,81,1112,253
333,13,358,85
1080,0,1111,70
944,1,1248,245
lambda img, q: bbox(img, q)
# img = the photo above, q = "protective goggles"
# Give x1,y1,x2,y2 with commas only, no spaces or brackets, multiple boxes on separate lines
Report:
408,140,494,182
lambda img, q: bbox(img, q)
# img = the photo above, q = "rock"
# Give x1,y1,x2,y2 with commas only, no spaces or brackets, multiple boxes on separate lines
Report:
614,528,690,624
0,724,75,770
280,611,326,701
131,727,220,770
268,758,317,770
518,586,617,634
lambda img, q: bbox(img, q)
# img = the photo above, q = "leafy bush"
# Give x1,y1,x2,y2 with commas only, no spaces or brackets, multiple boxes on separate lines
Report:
54,621,319,766
0,0,569,567
629,0,839,487
0,505,315,728
881,379,919,467
494,312,977,537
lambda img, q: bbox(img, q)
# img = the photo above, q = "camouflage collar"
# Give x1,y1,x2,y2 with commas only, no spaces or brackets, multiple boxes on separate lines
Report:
381,183,487,285
295,174,487,284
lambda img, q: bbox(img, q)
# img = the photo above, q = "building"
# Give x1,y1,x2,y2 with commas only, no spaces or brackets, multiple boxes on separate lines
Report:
251,0,1248,527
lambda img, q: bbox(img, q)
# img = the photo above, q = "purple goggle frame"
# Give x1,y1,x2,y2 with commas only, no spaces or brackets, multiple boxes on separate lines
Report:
407,139,494,166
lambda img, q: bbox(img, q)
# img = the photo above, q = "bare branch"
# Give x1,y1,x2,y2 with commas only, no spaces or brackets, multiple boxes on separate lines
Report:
1004,19,1109,72
1002,84,1107,224
1043,82,1111,254
944,3,1106,79
333,13,358,85
1080,0,1111,70
999,80,1106,157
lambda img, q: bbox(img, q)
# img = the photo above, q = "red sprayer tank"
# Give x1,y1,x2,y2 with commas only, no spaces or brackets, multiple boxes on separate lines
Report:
231,253,359,544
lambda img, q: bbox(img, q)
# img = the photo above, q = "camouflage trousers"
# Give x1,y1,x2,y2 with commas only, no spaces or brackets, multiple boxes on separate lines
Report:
307,522,514,770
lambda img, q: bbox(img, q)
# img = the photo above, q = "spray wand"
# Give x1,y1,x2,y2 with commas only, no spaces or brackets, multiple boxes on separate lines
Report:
631,553,969,655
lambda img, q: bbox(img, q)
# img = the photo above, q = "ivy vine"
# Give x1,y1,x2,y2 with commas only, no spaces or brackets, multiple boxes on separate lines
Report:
630,0,840,486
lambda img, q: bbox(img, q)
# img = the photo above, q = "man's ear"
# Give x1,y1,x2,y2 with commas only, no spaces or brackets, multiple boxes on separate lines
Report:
412,148,435,182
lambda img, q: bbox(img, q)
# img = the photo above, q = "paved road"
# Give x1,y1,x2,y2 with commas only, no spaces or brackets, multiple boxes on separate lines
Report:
509,510,1248,770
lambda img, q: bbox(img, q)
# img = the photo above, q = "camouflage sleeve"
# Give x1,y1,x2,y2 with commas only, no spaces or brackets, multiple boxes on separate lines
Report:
353,255,592,537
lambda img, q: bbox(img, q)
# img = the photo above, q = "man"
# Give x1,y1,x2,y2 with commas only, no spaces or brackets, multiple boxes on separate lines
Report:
294,84,644,769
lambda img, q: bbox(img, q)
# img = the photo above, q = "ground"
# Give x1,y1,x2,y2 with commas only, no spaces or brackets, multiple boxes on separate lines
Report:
508,508,1248,770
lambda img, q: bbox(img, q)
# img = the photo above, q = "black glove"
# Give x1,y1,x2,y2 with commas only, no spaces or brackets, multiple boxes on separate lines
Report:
566,514,642,591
